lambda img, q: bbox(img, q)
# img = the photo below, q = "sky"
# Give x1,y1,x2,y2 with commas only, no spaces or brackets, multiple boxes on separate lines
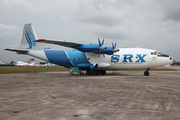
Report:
0,0,180,62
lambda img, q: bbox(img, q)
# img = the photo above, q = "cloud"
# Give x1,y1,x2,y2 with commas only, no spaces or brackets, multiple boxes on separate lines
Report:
49,0,167,40
0,24,20,37
38,0,180,51
158,0,180,22
0,0,52,15
1,0,180,61
3,44,19,49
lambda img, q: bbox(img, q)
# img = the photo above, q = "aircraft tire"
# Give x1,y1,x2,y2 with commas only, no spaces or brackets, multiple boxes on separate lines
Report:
100,70,106,75
92,70,100,75
144,71,149,76
86,70,91,75
79,71,84,75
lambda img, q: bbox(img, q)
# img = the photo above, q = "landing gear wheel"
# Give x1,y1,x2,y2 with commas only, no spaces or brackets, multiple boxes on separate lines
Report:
86,70,91,75
100,70,106,75
144,71,149,76
92,70,100,75
79,71,84,75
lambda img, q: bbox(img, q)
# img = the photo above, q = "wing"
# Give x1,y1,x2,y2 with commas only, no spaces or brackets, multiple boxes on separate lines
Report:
35,39,82,48
35,39,119,57
35,39,102,53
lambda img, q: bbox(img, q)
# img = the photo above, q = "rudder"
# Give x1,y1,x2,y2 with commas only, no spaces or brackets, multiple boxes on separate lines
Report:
21,23,38,49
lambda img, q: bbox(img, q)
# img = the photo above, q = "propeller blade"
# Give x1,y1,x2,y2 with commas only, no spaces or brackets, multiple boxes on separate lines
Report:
103,51,105,57
98,38,101,46
114,42,117,48
98,50,101,58
102,38,104,45
112,42,114,49
97,38,106,58
112,42,117,49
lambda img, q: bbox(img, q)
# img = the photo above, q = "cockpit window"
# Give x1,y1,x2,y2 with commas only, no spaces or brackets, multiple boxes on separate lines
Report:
151,51,156,55
151,51,162,55
156,51,169,57
151,51,169,57
158,54,169,57
157,51,161,55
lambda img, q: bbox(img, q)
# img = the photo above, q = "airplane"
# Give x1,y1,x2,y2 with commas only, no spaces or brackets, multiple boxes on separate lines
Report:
5,23,176,76
15,61,35,67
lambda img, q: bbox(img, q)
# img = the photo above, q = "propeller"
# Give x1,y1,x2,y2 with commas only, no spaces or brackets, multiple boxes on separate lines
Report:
112,42,117,49
98,38,106,58
112,41,119,52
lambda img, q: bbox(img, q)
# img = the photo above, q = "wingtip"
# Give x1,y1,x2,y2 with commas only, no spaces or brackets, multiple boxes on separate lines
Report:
35,39,45,42
4,48,9,50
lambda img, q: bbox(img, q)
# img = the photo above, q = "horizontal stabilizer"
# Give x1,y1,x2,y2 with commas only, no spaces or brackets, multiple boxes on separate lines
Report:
5,48,28,54
35,39,82,48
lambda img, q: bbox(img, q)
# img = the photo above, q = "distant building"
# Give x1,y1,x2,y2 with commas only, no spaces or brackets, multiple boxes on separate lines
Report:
0,59,6,64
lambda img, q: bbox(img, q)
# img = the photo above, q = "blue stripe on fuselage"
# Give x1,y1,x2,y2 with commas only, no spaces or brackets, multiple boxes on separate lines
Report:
44,50,73,68
44,50,92,69
66,50,91,67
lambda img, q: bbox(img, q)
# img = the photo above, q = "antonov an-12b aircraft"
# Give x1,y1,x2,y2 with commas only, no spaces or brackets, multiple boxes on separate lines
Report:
5,23,176,76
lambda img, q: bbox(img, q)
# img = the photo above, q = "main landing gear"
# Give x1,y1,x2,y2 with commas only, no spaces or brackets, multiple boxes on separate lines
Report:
86,70,106,75
144,69,150,76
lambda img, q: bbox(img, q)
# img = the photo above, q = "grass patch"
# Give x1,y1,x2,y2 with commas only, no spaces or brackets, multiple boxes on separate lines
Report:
35,66,69,72
0,66,69,74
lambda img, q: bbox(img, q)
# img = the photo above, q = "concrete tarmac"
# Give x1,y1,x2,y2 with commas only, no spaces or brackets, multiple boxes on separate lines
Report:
0,70,180,120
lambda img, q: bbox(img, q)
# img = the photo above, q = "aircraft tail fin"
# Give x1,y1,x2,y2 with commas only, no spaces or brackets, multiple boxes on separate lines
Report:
6,23,63,51
21,23,38,49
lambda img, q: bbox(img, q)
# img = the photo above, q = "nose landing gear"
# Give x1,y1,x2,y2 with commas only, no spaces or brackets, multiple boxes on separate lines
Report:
144,69,150,76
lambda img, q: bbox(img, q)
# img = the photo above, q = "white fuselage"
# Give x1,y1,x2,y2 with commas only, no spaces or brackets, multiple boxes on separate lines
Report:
27,48,174,70
86,48,173,70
